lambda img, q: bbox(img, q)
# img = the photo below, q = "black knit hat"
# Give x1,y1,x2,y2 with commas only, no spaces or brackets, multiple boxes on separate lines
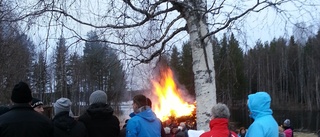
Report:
31,98,43,108
11,81,33,103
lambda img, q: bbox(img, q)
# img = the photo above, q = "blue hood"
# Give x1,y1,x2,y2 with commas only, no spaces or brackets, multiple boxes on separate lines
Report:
247,91,273,119
126,107,161,137
135,108,157,122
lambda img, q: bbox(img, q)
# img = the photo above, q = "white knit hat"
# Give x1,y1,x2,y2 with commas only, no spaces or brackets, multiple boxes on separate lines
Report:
89,90,107,105
284,119,291,127
54,98,72,115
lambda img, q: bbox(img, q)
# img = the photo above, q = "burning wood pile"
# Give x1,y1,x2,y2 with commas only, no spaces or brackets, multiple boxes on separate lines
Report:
150,68,198,133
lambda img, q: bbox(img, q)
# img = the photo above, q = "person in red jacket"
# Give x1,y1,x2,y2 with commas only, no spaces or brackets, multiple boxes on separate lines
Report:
200,103,238,137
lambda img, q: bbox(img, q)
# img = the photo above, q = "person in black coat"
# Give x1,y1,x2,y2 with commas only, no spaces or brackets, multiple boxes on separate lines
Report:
0,81,54,137
53,98,87,137
79,90,120,137
0,106,9,116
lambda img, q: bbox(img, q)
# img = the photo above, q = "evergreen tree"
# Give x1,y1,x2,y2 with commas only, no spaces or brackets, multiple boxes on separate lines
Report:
54,36,69,98
83,31,107,92
287,36,299,103
170,46,181,76
104,46,127,105
32,51,50,103
83,31,126,106
216,34,229,102
180,42,195,97
0,31,35,104
68,52,84,115
228,33,245,99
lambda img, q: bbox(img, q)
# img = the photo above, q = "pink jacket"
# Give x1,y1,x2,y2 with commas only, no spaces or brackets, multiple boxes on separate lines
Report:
284,128,293,137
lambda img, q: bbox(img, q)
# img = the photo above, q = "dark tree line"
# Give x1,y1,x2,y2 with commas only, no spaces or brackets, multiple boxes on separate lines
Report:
51,31,127,115
170,31,320,111
0,26,127,115
0,28,34,104
0,3,35,104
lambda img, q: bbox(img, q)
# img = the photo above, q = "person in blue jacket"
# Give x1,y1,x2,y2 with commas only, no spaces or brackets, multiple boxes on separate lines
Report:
246,91,278,137
126,94,162,137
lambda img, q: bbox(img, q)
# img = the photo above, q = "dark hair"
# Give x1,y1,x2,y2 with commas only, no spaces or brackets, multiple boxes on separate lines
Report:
239,127,246,132
133,94,148,108
147,98,152,108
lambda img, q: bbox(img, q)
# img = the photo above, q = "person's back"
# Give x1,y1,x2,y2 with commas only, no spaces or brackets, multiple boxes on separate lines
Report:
283,119,293,137
126,94,162,137
53,111,87,137
53,98,87,137
199,103,238,137
78,90,120,137
176,122,188,137
0,106,9,116
0,104,54,137
246,115,278,136
283,128,293,137
246,92,278,137
126,108,162,137
0,81,53,137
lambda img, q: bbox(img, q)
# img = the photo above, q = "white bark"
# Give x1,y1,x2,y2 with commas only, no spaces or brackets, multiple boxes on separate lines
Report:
185,0,217,130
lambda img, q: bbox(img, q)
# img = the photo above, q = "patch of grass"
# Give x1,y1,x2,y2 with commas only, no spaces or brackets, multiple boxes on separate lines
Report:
295,132,317,137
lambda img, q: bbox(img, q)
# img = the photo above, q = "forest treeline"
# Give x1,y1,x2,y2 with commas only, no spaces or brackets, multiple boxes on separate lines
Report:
0,21,126,115
2,14,320,113
169,32,320,111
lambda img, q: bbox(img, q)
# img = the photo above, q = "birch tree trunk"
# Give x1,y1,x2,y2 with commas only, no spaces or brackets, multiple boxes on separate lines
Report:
183,0,217,131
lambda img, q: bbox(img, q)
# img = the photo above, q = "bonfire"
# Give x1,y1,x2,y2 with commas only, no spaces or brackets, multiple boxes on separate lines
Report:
150,68,197,129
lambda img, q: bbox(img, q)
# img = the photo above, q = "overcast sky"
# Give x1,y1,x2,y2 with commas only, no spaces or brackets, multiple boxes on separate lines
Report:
17,0,320,90
23,1,320,53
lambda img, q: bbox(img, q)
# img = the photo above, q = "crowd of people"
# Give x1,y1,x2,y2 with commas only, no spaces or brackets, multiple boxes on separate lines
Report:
0,81,296,137
0,82,120,137
147,91,294,137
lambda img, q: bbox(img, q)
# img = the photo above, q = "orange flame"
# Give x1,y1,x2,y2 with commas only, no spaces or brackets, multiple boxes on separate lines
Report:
152,68,195,121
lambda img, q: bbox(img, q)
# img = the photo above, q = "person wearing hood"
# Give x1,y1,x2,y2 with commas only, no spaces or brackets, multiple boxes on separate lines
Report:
126,94,162,137
53,98,87,137
283,119,293,137
199,103,238,137
246,91,278,137
78,90,120,137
